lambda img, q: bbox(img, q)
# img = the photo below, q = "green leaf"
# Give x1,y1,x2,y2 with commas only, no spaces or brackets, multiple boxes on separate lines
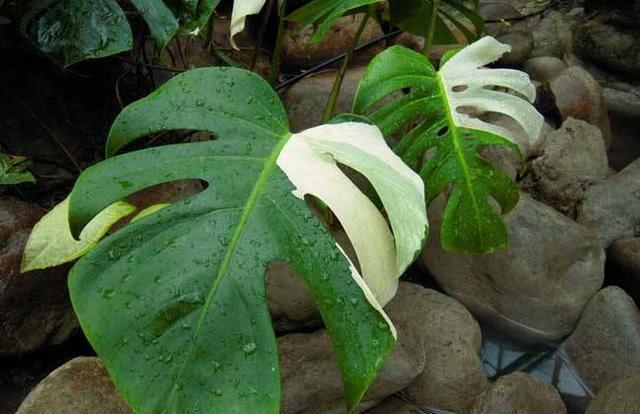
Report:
20,0,133,66
20,0,220,65
21,197,135,272
354,37,543,254
286,0,382,43
0,153,35,185
64,67,427,413
389,0,484,45
129,0,221,48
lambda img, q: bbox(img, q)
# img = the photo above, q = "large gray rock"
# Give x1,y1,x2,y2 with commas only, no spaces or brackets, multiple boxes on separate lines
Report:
283,67,365,132
365,397,420,414
16,357,132,414
585,0,640,24
480,0,554,20
0,198,77,355
388,283,489,413
586,376,640,414
480,2,524,21
282,14,384,69
563,287,640,393
549,66,612,146
577,158,640,247
470,373,567,414
608,238,640,305
279,329,417,414
604,86,640,120
603,85,640,170
524,56,567,83
496,31,534,66
266,261,321,333
280,282,488,414
522,118,609,217
485,10,573,59
574,17,640,76
420,194,605,344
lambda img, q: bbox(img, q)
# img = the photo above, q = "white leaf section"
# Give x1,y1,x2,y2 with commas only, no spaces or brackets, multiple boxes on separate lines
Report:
439,36,545,146
230,0,266,49
21,197,135,272
277,122,428,310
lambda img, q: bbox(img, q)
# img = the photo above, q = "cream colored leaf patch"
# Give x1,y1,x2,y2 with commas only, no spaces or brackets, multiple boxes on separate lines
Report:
277,122,428,307
21,197,135,272
439,36,544,147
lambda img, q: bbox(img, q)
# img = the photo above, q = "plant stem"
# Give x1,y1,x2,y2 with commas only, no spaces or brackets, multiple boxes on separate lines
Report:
269,0,287,85
422,0,439,57
321,13,370,122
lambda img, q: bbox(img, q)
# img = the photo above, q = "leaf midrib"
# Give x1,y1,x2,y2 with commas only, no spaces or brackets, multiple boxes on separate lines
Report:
436,72,485,248
163,132,291,409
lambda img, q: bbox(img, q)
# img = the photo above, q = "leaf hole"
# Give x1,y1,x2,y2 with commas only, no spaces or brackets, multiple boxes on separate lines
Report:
127,179,207,209
436,126,449,137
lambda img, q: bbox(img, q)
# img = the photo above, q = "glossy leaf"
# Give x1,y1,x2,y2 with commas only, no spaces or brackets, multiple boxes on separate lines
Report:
20,0,133,66
20,0,220,65
21,197,135,272
354,37,543,253
279,122,427,306
64,67,426,413
129,0,221,48
0,153,35,185
286,0,382,43
389,0,484,45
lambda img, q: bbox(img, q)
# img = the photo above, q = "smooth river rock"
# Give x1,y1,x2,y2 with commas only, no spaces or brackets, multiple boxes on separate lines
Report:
16,357,132,414
563,287,640,394
280,282,488,413
420,194,604,344
522,118,608,217
0,198,77,355
282,14,384,69
586,376,640,414
470,373,566,414
577,158,640,248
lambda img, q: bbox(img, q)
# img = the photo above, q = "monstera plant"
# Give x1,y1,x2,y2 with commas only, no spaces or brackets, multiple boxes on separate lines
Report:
22,66,428,413
354,36,544,253
21,35,544,413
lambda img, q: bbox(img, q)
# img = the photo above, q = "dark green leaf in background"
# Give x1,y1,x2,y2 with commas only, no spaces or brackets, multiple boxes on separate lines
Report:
20,0,133,66
286,0,382,43
389,0,483,45
20,0,220,65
